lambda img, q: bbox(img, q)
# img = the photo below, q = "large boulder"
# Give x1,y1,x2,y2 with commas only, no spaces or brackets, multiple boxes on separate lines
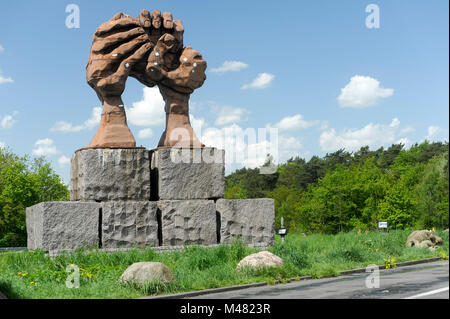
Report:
406,230,443,249
236,251,283,270
120,262,175,286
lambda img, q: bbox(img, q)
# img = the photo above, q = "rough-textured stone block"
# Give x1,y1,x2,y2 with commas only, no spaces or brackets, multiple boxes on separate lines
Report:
70,148,151,201
158,200,217,246
26,202,100,251
101,201,158,248
151,148,224,200
216,199,275,246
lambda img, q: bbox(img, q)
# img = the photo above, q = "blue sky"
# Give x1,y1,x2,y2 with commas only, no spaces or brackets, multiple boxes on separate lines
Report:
0,0,448,182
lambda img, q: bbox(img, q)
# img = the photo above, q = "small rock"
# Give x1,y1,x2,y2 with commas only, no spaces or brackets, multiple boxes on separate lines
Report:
120,262,175,286
236,251,283,270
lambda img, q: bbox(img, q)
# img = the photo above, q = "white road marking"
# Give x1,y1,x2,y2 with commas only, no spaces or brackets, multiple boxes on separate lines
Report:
404,286,449,299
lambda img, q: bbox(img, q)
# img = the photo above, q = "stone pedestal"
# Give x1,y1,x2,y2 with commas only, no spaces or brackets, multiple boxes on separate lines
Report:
27,147,276,251
158,200,217,246
151,148,225,200
26,202,100,251
216,199,275,245
70,148,151,201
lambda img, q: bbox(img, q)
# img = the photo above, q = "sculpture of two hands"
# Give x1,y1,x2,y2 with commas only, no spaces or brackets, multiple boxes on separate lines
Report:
86,10,206,148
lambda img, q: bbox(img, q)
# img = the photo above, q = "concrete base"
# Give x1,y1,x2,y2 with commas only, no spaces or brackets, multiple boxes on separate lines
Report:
216,199,275,246
70,148,151,201
151,148,225,200
26,202,100,251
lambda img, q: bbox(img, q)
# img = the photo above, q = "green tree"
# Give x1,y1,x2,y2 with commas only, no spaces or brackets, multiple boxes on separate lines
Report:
414,151,449,229
0,147,69,246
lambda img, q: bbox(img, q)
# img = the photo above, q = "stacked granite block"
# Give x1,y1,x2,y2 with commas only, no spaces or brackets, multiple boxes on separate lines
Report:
26,147,275,251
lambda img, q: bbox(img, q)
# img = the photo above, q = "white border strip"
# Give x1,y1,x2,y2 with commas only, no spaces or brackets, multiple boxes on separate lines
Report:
404,286,449,299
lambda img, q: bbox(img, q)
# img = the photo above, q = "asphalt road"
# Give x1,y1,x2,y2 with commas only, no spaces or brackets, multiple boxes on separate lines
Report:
189,260,449,299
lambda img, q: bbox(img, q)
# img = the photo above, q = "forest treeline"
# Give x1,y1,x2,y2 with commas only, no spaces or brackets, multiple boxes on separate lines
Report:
225,141,449,233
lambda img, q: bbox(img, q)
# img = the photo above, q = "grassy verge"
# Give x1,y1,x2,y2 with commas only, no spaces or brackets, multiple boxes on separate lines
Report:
0,229,448,299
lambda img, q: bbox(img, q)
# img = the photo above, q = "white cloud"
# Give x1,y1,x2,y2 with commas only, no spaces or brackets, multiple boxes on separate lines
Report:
278,135,303,161
51,107,101,132
0,71,13,84
338,75,394,108
0,141,5,149
190,113,207,133
32,138,59,157
58,155,70,168
214,106,249,126
137,128,153,139
319,118,410,152
241,73,274,90
126,87,165,127
272,114,318,132
199,122,303,173
1,111,18,129
210,61,248,73
0,44,4,53
425,125,447,142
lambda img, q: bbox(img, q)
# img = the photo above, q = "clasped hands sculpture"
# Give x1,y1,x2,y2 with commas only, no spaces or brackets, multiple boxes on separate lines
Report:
86,10,206,149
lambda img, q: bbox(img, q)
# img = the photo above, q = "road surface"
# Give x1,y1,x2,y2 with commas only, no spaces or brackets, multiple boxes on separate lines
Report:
189,260,449,299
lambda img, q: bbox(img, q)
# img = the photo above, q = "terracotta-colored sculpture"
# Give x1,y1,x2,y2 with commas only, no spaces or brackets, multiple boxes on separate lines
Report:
86,10,206,148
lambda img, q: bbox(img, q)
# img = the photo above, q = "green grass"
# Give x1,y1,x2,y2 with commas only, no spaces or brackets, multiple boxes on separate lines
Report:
0,230,448,299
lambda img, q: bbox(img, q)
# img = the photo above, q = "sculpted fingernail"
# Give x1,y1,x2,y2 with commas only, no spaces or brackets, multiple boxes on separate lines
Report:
183,57,188,62
155,52,160,57
125,63,130,68
112,53,118,57
193,63,197,67
154,62,158,66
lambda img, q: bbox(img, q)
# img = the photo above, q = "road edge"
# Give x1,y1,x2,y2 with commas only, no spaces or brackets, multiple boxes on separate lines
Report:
141,256,442,299
0,256,443,300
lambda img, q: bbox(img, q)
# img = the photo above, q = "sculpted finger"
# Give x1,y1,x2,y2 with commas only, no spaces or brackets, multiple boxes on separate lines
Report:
91,27,146,53
151,10,162,29
95,17,139,37
111,12,124,20
109,42,152,87
126,42,153,65
108,34,150,60
147,33,176,73
138,9,152,28
172,19,184,47
162,12,173,29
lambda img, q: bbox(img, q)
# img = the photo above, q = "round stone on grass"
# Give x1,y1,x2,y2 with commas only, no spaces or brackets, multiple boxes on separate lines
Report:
236,251,283,270
120,262,175,286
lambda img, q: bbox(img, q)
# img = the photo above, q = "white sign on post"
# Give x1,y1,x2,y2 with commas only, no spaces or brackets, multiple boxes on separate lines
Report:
378,221,388,229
